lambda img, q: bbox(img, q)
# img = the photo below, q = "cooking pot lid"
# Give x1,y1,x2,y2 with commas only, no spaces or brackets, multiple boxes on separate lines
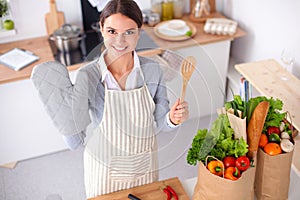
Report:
53,24,81,39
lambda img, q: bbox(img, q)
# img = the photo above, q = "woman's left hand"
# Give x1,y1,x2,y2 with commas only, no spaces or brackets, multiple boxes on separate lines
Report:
169,99,189,125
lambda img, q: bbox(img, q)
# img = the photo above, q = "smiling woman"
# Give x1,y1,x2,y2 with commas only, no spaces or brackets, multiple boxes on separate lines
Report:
31,0,190,199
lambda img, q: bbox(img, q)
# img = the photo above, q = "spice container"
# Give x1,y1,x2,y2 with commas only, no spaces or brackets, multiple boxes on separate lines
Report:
148,13,161,26
142,9,151,24
162,0,173,21
151,0,162,16
173,0,185,18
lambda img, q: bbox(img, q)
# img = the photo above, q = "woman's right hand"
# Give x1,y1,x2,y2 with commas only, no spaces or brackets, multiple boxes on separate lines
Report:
169,99,189,125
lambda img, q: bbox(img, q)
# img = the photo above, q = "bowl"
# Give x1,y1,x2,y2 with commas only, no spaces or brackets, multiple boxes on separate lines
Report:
167,20,187,30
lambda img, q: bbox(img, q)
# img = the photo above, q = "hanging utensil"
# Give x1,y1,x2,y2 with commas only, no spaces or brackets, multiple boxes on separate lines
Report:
180,56,196,104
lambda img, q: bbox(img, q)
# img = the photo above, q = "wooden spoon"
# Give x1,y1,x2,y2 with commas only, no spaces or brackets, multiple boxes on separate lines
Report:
180,56,196,104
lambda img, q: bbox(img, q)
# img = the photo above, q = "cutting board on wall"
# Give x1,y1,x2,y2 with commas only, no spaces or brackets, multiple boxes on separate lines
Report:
45,0,65,35
89,177,189,200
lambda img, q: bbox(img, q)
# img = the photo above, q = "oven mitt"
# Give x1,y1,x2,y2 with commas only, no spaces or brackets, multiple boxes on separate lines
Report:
31,61,91,136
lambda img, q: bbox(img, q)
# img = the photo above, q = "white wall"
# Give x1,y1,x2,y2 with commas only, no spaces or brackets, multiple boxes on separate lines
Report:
221,0,300,78
0,0,83,43
0,0,152,43
1,0,190,43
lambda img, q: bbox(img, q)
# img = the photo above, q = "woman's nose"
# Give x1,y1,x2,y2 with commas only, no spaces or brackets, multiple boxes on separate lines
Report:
115,33,126,43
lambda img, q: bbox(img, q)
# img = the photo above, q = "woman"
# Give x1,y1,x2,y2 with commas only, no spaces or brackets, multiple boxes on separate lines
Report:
32,0,189,198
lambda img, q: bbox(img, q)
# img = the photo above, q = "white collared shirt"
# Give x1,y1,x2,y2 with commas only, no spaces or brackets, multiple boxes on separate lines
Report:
98,50,141,91
97,50,177,128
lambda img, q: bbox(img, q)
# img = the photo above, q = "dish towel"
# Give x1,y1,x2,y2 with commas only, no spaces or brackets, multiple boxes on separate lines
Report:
148,50,183,82
88,0,109,12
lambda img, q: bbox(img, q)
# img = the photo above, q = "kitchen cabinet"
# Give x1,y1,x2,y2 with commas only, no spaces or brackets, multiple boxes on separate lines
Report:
0,13,245,165
0,71,77,165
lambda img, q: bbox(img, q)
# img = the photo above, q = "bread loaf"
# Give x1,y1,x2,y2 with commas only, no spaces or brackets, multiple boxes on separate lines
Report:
247,101,270,159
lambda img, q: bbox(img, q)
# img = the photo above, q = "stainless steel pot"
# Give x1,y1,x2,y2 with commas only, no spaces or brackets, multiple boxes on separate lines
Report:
50,24,85,52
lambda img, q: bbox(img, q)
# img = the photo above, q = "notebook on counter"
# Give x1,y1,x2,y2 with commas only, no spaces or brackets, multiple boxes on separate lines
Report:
0,48,39,71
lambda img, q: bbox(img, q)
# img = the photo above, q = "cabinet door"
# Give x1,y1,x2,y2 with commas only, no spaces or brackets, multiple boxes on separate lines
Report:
165,41,230,118
0,78,72,165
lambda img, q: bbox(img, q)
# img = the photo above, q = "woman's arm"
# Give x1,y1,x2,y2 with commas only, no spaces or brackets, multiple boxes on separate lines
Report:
62,131,86,150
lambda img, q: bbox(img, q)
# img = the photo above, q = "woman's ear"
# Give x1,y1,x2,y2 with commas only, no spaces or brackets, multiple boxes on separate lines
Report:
99,22,103,34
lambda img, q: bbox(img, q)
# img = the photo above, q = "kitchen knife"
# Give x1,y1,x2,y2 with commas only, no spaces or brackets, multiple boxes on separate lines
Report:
128,193,141,200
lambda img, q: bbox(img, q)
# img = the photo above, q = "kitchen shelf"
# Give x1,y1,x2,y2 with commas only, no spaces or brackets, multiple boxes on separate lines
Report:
235,58,300,132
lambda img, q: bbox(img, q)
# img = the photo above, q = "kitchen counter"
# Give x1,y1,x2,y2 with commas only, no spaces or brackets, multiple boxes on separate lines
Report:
235,59,300,133
0,13,246,84
143,13,246,50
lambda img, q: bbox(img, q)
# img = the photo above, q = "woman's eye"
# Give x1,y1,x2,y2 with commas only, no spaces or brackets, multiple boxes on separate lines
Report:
107,29,117,35
125,30,134,35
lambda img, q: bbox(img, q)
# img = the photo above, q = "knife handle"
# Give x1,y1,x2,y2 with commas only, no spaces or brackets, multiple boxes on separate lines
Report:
128,194,141,200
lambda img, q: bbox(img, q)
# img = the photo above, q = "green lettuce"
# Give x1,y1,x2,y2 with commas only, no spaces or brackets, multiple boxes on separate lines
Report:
187,114,248,165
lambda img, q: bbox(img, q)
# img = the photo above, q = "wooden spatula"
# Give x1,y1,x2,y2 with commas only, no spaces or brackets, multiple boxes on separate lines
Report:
180,56,196,104
45,0,65,35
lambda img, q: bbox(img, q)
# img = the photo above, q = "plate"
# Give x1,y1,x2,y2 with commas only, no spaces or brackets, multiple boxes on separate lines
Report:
153,20,197,41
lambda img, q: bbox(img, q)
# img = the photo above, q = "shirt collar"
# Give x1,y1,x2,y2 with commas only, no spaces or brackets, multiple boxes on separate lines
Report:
98,50,140,83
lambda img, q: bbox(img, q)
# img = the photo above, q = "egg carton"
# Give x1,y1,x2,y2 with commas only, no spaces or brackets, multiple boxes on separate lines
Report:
204,18,238,36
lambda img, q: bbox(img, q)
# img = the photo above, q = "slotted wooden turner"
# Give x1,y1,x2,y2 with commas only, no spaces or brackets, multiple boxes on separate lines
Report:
180,56,196,103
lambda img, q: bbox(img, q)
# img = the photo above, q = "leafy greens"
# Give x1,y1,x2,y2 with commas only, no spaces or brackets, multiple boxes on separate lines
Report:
187,114,248,165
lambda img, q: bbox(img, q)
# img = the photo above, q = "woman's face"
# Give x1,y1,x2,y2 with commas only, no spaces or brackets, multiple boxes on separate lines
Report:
101,13,140,57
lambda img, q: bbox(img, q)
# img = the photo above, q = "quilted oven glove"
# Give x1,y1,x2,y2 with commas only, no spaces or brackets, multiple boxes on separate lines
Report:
31,61,91,136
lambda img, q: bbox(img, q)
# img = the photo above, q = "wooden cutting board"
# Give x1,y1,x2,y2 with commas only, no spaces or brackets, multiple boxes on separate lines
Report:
45,0,65,35
89,177,189,200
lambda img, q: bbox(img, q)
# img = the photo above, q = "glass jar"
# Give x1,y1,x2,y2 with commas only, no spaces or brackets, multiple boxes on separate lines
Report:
162,0,174,21
190,0,210,18
173,0,185,18
151,0,162,16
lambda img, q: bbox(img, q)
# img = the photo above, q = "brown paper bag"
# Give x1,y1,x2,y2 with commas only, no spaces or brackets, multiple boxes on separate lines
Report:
193,161,256,200
254,148,294,200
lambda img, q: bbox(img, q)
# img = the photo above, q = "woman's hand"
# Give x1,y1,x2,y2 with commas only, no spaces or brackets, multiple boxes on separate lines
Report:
169,99,189,125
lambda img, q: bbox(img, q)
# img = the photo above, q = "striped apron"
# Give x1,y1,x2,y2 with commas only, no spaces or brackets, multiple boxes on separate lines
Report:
83,73,158,198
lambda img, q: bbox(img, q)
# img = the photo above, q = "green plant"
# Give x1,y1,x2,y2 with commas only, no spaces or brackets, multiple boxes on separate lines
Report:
0,0,8,18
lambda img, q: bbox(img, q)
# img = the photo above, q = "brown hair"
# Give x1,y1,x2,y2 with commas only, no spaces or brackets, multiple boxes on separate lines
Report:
100,0,143,28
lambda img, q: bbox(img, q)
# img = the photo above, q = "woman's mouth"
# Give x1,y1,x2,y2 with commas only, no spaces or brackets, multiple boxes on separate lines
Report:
113,46,127,52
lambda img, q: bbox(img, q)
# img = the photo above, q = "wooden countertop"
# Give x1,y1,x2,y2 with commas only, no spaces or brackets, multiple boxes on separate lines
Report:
144,13,246,50
235,59,300,132
0,12,246,84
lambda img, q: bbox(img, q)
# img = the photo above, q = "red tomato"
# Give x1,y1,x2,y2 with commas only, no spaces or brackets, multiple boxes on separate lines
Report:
235,156,250,171
267,126,280,135
223,156,236,168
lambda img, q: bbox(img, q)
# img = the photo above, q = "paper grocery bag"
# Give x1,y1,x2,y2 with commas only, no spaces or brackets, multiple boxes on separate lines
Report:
254,148,293,200
193,161,256,200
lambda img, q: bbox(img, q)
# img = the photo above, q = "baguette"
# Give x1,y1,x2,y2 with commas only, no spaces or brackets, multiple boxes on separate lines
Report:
247,101,270,159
